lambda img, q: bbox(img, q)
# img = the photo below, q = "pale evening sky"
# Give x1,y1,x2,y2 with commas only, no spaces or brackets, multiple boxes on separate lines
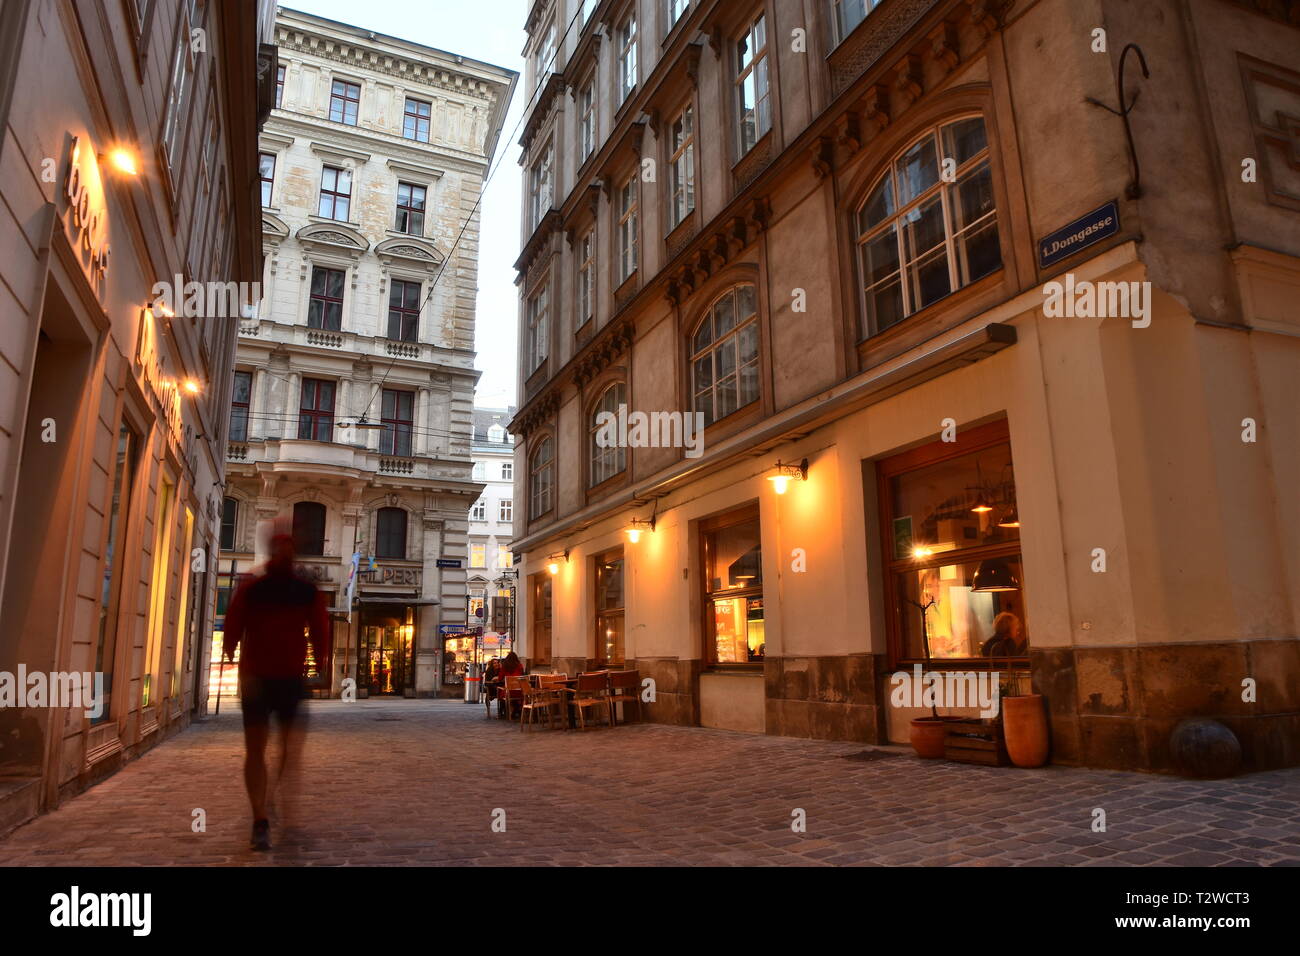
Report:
291,0,528,409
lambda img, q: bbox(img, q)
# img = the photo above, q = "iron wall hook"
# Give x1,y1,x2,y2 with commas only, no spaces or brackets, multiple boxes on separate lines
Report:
1086,42,1151,199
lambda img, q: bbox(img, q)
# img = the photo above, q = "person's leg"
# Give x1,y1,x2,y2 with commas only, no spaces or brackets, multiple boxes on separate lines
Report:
240,675,274,849
272,679,307,830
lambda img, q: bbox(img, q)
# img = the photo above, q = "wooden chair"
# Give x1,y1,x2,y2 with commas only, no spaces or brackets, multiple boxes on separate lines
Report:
605,669,641,725
569,672,611,730
498,675,527,721
520,678,565,731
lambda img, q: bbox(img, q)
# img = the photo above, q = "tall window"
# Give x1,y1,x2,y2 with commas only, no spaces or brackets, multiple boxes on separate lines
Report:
471,542,487,567
473,462,486,480
529,142,554,231
329,79,360,125
589,383,627,487
526,283,549,372
531,574,552,663
529,436,554,519
536,14,557,77
403,97,431,141
502,462,513,479
220,496,238,551
275,64,285,107
376,507,407,559
577,227,595,324
879,422,1025,665
94,423,139,724
388,279,421,342
318,165,352,220
691,284,760,426
142,475,177,707
667,104,696,229
856,116,1000,336
618,15,637,105
293,501,326,556
703,507,765,663
499,500,512,522
667,0,690,30
381,389,414,457
161,0,200,171
258,153,275,206
395,182,426,235
594,548,625,664
581,0,598,26
618,175,638,281
229,370,251,441
735,13,771,156
298,379,336,441
471,498,487,521
308,266,345,331
832,0,881,44
578,81,597,162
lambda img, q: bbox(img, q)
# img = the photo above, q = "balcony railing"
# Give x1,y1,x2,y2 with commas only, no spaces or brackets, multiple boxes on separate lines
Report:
307,330,344,348
225,439,468,482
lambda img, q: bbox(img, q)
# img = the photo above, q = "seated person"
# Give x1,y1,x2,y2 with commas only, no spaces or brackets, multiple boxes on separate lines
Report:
482,657,502,703
496,651,525,717
980,611,1027,658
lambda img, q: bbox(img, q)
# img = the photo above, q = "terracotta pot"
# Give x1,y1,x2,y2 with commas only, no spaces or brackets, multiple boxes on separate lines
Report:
1002,694,1049,767
909,717,952,759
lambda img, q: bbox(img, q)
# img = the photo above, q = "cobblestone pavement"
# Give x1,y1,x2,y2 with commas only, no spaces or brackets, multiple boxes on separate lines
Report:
0,700,1296,866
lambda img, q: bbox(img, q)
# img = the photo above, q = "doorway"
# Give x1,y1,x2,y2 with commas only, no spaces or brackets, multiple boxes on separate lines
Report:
357,605,415,696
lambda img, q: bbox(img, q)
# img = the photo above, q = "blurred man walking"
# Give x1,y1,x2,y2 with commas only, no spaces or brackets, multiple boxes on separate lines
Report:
222,527,330,851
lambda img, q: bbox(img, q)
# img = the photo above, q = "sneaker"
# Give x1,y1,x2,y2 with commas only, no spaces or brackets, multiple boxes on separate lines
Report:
250,818,271,851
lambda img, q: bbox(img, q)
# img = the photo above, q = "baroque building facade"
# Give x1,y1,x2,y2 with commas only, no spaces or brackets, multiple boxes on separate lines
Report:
215,8,516,699
510,0,1300,771
0,0,275,832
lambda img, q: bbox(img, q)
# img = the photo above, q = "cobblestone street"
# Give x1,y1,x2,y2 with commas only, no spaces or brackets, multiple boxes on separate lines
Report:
1,701,1296,867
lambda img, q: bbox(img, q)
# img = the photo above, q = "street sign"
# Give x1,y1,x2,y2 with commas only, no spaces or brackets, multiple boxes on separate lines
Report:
435,558,462,569
1037,200,1119,268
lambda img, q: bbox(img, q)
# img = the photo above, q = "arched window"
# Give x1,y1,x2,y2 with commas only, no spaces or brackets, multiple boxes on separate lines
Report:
690,284,759,427
856,115,1001,337
529,436,554,520
589,383,627,487
292,501,326,556
376,507,407,559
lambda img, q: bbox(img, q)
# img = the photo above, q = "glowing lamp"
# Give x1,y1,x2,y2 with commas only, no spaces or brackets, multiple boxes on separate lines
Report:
767,458,809,495
182,379,201,394
105,149,138,176
625,515,655,543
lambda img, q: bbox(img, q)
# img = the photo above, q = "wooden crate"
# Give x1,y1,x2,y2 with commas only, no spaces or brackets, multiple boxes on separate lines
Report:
944,718,1010,766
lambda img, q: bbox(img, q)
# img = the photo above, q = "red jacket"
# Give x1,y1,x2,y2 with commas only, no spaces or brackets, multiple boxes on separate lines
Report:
223,567,331,679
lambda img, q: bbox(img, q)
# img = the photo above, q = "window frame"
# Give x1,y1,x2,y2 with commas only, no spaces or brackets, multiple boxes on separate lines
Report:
528,434,555,521
667,102,696,230
307,265,346,331
830,0,881,46
395,181,427,235
220,496,238,552
470,498,487,522
529,140,554,232
593,546,626,666
275,63,285,107
578,79,597,163
617,13,638,106
733,10,771,158
297,378,336,442
292,500,327,556
329,78,361,126
526,281,550,373
229,369,252,441
402,97,431,142
380,388,414,457
617,174,639,282
387,278,422,342
576,226,596,325
699,503,764,668
318,165,353,221
499,499,513,523
689,284,762,428
376,507,408,559
258,152,276,207
588,382,628,489
854,114,1002,339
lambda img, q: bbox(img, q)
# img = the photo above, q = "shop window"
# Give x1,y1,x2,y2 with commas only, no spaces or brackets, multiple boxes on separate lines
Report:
94,422,140,724
589,382,628,488
471,543,487,567
376,507,407,559
702,506,764,664
878,421,1026,666
594,548,625,665
855,115,1001,337
142,475,177,708
293,501,327,556
690,284,760,426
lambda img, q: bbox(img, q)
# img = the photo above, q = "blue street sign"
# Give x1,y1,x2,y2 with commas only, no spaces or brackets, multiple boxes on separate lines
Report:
1038,200,1119,268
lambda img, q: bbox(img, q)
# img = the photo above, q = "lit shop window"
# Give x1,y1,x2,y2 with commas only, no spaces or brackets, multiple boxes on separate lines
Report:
703,509,764,664
594,548,625,665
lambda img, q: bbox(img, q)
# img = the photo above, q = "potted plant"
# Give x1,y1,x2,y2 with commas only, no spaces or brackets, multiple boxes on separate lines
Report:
999,670,1048,767
906,595,960,758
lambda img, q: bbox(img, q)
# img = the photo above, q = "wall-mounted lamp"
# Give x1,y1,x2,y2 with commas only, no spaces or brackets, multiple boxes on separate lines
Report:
546,549,569,576
100,148,139,177
626,515,656,543
767,458,808,495
182,378,202,395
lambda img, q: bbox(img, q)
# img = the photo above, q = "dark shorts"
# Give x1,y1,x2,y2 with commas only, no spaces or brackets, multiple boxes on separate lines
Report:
240,675,306,730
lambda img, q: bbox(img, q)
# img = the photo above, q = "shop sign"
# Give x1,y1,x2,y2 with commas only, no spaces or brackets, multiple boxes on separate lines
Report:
360,567,420,585
1037,201,1119,268
61,135,112,288
295,562,334,583
132,307,183,439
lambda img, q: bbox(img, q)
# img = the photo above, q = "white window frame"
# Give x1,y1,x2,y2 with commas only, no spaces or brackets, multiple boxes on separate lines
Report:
499,500,513,523
471,498,487,521
577,226,596,324
667,104,696,229
618,14,638,106
529,141,554,231
579,80,597,162
734,12,771,157
526,282,550,372
161,0,199,173
618,176,639,282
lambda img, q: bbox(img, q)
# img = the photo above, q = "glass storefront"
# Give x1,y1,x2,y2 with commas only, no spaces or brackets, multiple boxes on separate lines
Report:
358,605,415,695
703,507,764,663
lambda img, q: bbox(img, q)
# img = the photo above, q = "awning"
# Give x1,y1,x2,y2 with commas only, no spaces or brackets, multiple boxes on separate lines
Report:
355,596,440,605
